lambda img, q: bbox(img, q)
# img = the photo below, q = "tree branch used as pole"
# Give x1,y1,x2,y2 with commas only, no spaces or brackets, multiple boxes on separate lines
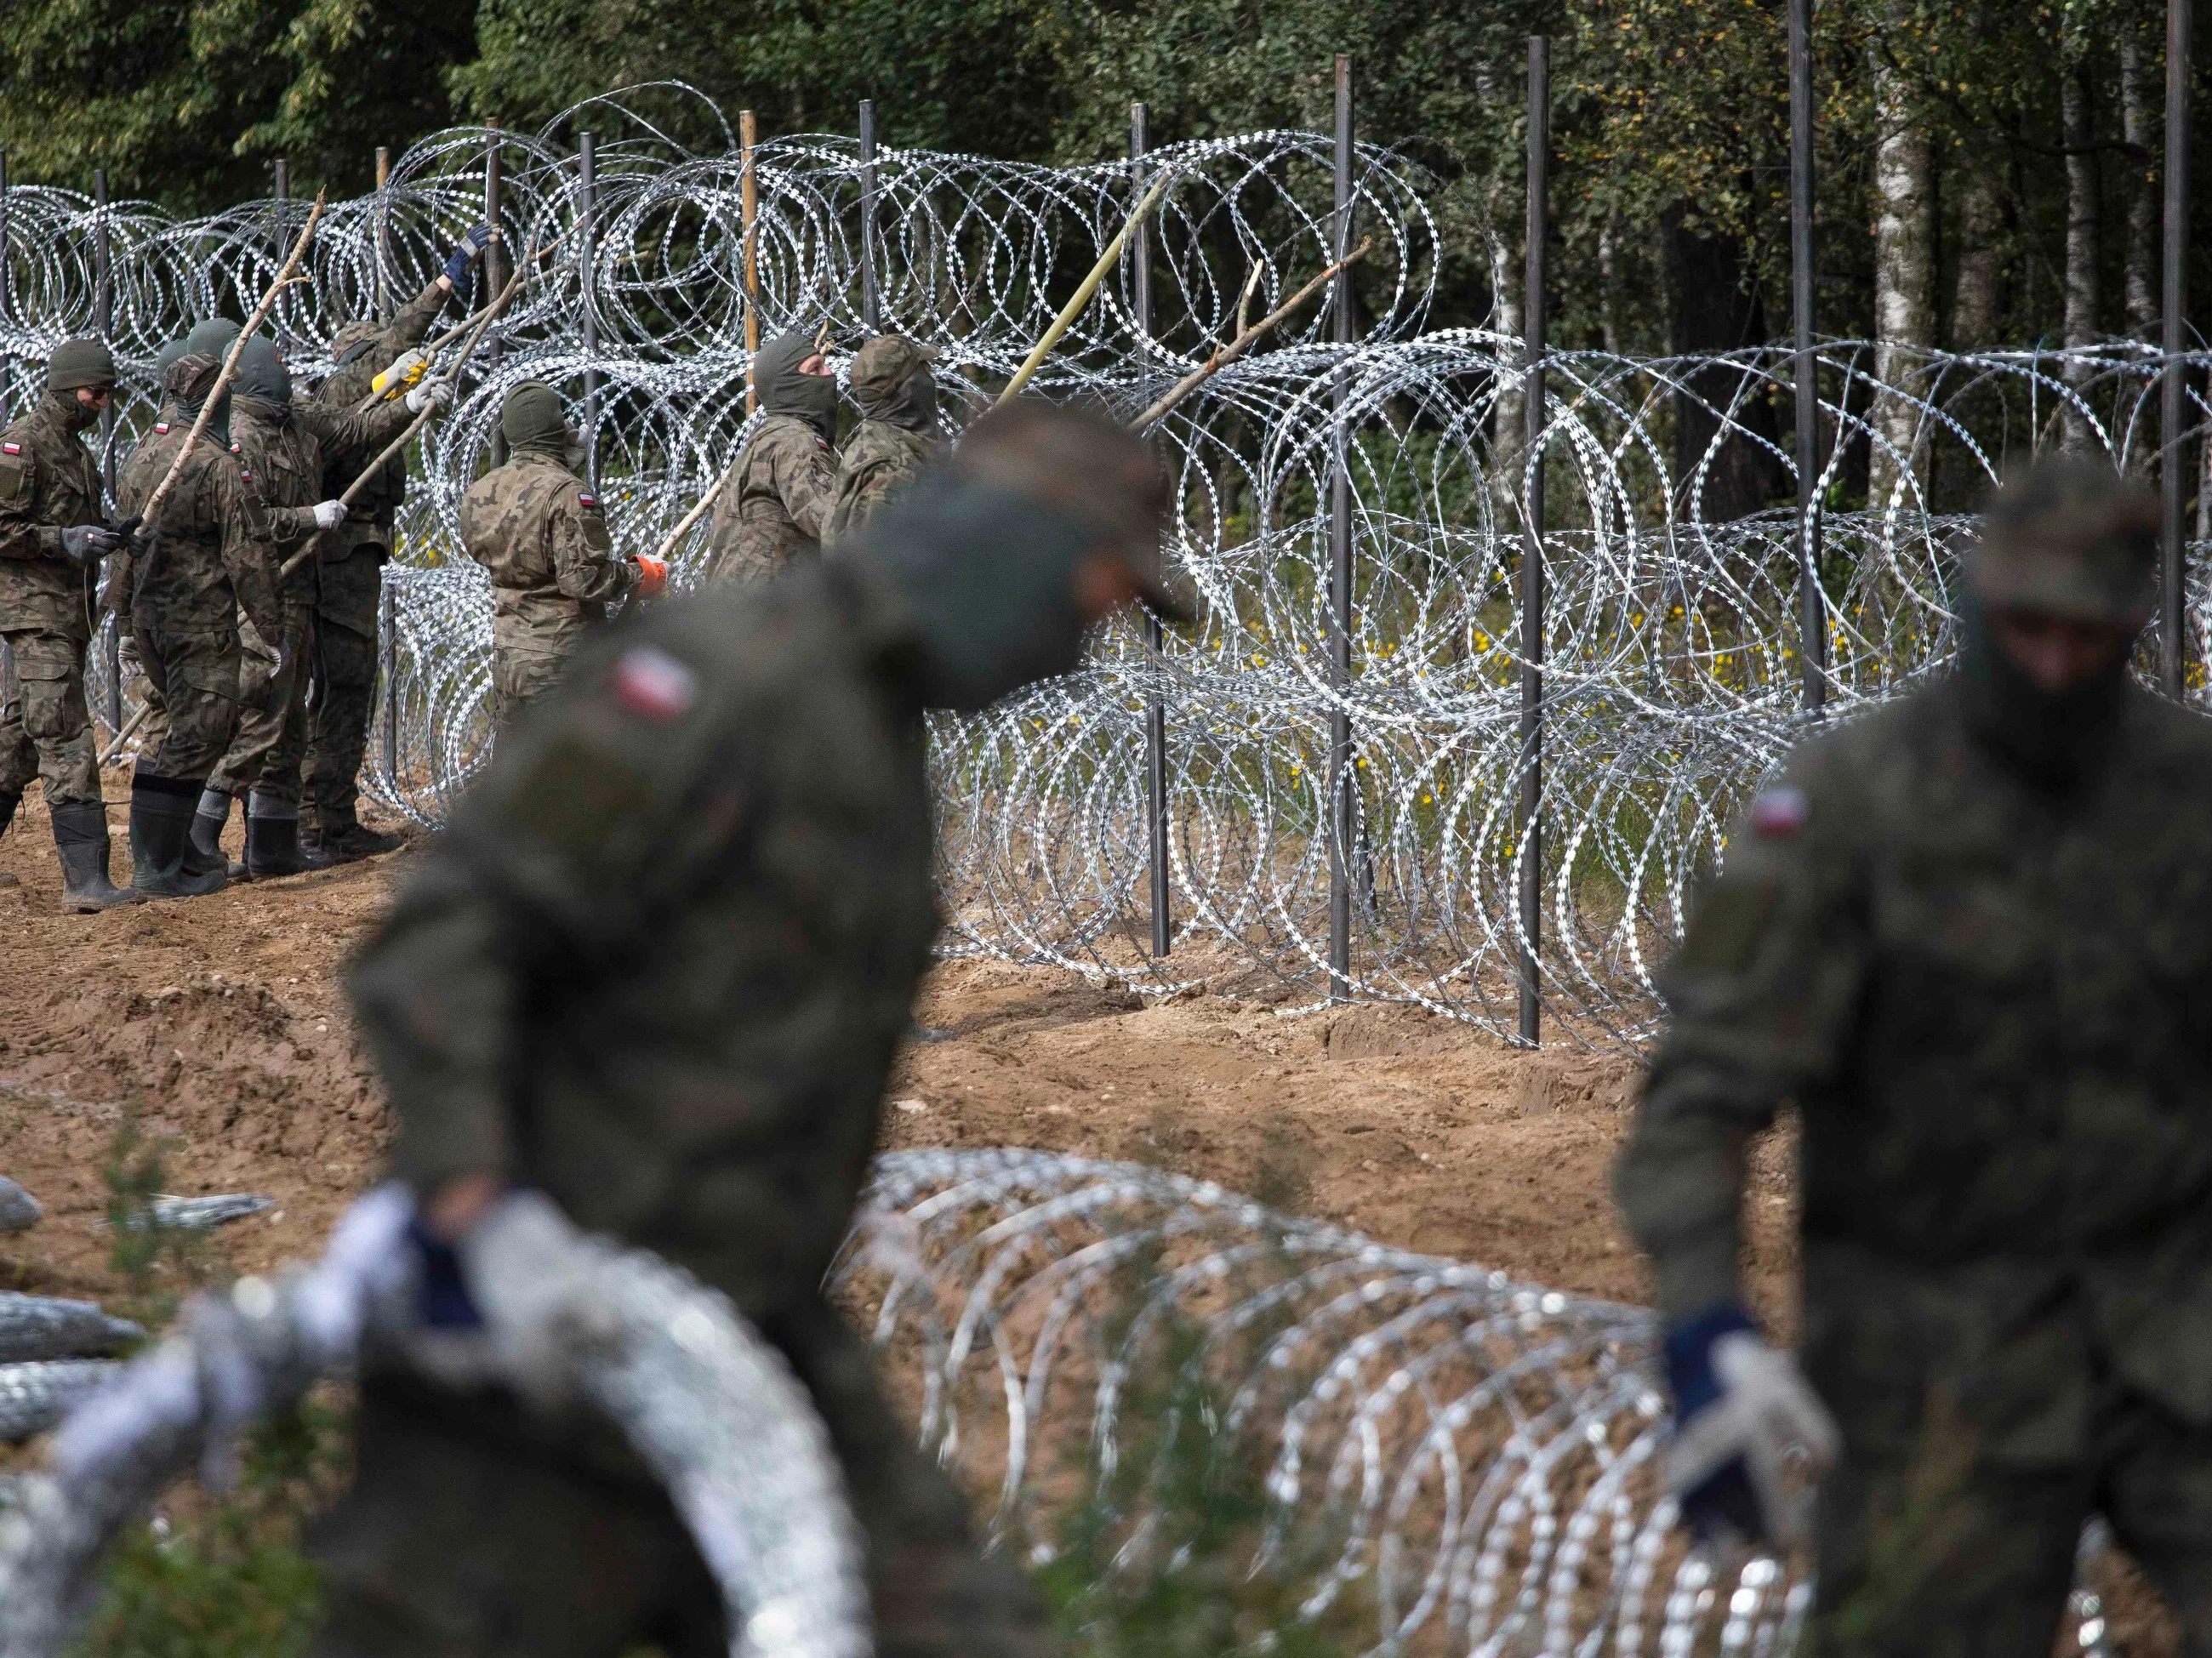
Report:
998,169,1177,405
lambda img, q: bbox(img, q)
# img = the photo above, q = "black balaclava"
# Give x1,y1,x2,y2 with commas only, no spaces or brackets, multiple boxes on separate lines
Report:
872,362,939,436
1956,590,2131,794
501,382,574,463
232,337,294,425
756,333,839,442
857,469,1096,712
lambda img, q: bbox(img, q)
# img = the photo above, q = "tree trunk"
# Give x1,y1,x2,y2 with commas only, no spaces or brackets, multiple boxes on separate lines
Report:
2121,31,2158,336
1598,207,1622,355
2061,50,2102,450
1870,53,1936,504
1491,218,1524,481
1950,162,2005,349
1662,203,1788,523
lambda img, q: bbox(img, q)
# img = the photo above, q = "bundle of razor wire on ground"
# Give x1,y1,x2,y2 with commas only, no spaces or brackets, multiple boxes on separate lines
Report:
1,85,2207,1044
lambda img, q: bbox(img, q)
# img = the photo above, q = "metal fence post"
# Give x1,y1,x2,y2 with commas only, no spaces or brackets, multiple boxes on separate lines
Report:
1791,0,1827,717
1515,38,1549,1048
0,149,10,424
374,146,391,323
94,167,120,733
1132,102,1172,959
485,119,506,468
272,157,290,345
1326,55,1354,1004
579,129,601,490
859,101,881,332
2163,0,2193,698
380,579,397,788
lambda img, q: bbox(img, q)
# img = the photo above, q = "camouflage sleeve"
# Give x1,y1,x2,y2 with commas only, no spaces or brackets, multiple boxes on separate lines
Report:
0,444,53,560
301,400,413,481
212,456,283,640
702,453,747,568
828,458,881,539
549,486,639,607
385,279,453,360
1613,750,1871,1319
773,428,840,543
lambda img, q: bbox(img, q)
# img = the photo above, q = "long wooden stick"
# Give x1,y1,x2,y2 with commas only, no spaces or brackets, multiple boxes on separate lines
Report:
97,699,151,765
998,168,1176,405
741,110,761,417
1132,237,1373,430
279,242,539,580
138,191,328,531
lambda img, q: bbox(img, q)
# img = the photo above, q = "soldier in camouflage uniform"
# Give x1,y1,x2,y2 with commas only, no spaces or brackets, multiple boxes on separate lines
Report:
112,352,282,899
195,338,441,879
460,381,664,729
830,334,947,539
704,331,841,584
300,224,493,863
1616,459,2212,1655
0,339,134,910
321,401,1189,1658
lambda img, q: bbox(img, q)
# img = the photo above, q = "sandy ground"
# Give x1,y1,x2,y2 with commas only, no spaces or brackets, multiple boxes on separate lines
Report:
0,776,2170,1652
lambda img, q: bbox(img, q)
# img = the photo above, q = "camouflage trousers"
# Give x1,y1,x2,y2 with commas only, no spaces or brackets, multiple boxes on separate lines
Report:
309,1299,1058,1658
0,627,100,806
492,645,569,732
131,619,240,783
1806,1377,2212,1656
304,549,383,828
207,593,313,803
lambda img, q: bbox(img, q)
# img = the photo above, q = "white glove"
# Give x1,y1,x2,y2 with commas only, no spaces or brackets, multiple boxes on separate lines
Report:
1665,1331,1840,1549
405,379,453,415
456,1190,618,1412
311,499,348,531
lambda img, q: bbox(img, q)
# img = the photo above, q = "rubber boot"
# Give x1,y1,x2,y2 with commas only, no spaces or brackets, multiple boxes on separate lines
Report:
244,791,329,879
304,806,402,863
51,800,140,912
131,775,226,899
190,787,248,882
0,789,20,889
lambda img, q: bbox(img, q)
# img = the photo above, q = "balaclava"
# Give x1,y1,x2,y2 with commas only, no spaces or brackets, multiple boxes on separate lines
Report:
500,382,574,462
756,333,839,442
849,336,940,436
163,350,231,447
232,337,294,422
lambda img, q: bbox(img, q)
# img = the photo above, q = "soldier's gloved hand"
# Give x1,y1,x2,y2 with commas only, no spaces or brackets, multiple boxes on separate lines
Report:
1663,1304,1839,1550
633,555,670,600
456,1189,619,1412
311,499,348,531
445,224,496,288
404,379,453,416
57,523,126,567
368,349,429,403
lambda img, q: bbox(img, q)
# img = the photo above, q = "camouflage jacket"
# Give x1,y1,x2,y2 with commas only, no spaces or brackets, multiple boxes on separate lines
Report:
231,396,408,598
459,451,638,658
1616,673,2212,1455
115,414,280,640
704,414,839,584
347,553,937,1325
829,419,942,539
313,279,453,557
0,393,105,639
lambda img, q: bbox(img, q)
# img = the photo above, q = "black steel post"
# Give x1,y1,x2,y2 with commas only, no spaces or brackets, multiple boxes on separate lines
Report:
485,120,506,468
381,580,397,787
1326,55,1355,1004
859,100,880,331
1790,0,1826,717
1515,38,1549,1048
1132,102,1172,959
94,167,119,732
2163,0,2193,698
0,150,10,425
579,130,601,491
272,157,289,345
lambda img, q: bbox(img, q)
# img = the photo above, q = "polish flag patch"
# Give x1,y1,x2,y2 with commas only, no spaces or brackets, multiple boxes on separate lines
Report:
0,443,18,456
577,493,598,510
152,424,170,435
609,645,698,722
1747,787,1809,838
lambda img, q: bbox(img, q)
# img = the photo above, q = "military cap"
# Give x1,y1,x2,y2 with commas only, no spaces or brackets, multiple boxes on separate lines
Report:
164,351,223,409
849,335,938,403
46,338,116,392
1969,459,2160,625
953,398,1191,623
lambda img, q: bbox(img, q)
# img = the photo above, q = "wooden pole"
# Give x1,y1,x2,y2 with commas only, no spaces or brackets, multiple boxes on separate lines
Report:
374,146,391,323
742,109,761,416
1515,37,1549,1047
1000,169,1175,405
1326,54,1354,1005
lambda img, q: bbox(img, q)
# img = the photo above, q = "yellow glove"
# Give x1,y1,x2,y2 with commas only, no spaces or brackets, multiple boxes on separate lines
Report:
369,350,430,402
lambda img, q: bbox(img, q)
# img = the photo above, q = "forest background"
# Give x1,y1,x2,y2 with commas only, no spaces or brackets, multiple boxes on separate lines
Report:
2,0,2207,401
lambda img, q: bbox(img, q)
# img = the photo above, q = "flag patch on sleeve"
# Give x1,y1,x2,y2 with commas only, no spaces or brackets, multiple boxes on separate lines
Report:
608,645,698,722
577,493,598,509
0,443,18,456
1747,787,1809,838
152,424,170,435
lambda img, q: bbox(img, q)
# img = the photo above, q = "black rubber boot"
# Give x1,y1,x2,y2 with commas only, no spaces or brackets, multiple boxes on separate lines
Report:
51,801,140,912
131,775,225,899
0,789,20,889
305,807,403,863
190,788,248,882
244,795,329,880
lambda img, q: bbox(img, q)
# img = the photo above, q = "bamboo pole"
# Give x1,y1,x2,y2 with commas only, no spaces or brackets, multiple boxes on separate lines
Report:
998,168,1175,405
741,109,761,415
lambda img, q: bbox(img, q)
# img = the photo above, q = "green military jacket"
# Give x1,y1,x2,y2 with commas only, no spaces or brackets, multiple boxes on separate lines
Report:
459,451,638,660
347,554,938,1325
0,393,107,640
829,419,942,540
1617,673,2212,1461
314,279,452,560
231,396,413,598
114,415,281,641
704,414,839,584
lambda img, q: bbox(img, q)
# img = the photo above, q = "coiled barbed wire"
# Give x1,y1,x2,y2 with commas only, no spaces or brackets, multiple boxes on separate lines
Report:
2,86,2206,1045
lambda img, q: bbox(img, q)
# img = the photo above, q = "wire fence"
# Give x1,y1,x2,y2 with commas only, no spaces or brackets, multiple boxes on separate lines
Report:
3,86,2207,1046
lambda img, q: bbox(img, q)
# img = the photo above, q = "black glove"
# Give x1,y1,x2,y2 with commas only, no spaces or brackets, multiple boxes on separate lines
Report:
444,224,495,288
57,523,126,567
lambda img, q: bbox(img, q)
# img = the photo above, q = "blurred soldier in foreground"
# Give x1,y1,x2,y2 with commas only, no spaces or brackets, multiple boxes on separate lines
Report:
1617,460,2212,1654
830,333,946,538
301,222,493,863
0,339,134,910
704,331,841,584
326,401,1186,1658
461,382,666,729
113,352,282,899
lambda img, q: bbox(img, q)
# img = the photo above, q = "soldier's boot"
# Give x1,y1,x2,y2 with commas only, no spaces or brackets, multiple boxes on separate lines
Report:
50,801,140,913
191,788,248,882
0,790,20,889
244,791,329,880
131,776,225,899
304,805,402,863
